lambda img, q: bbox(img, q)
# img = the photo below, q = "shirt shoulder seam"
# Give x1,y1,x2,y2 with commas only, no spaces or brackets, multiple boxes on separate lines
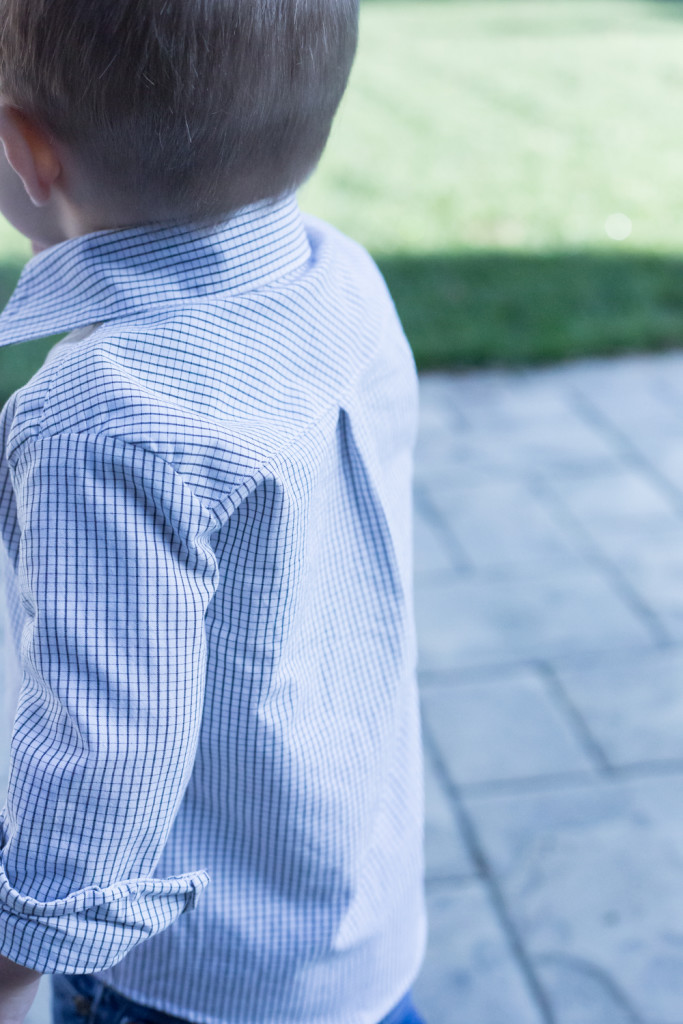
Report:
11,405,341,528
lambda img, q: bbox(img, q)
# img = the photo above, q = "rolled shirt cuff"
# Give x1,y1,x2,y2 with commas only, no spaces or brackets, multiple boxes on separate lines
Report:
0,860,210,974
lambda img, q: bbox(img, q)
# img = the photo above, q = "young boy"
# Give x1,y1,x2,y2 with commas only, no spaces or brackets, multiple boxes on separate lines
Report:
0,2,426,1023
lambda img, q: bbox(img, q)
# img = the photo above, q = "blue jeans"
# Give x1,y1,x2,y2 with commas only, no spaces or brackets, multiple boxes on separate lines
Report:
51,974,426,1024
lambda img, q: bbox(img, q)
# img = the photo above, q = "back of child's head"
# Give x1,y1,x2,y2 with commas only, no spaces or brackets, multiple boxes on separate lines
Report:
0,0,359,221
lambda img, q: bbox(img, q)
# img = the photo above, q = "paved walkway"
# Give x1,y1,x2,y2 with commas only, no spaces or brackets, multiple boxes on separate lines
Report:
5,352,683,1023
413,353,683,1024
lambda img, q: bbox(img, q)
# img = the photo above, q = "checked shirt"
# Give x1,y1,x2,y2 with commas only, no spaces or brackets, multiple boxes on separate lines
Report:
0,194,425,1024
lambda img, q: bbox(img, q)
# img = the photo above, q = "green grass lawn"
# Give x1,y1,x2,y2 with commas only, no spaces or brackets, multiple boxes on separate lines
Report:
5,0,683,401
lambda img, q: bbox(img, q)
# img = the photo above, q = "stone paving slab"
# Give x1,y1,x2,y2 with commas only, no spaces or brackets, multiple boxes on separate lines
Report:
536,957,643,1024
561,361,683,514
420,421,622,486
420,478,583,571
617,550,683,643
463,775,683,1024
581,361,683,415
421,667,595,787
416,565,655,672
542,467,683,565
414,500,468,578
414,395,621,492
425,371,581,429
653,440,683,504
554,647,683,768
424,743,477,881
413,882,545,1024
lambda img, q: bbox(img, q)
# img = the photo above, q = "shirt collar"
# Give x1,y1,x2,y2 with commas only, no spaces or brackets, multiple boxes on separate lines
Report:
0,193,311,348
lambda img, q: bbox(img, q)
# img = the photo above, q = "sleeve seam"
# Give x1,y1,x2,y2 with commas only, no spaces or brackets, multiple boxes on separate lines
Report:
10,406,343,528
9,429,220,524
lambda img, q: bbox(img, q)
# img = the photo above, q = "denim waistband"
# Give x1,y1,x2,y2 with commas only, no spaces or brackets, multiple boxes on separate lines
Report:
52,974,425,1024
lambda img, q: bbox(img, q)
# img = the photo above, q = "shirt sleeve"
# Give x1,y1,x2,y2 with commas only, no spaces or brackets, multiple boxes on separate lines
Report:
0,432,217,974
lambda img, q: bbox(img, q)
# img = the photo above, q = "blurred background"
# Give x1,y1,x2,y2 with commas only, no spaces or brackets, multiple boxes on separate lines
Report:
6,2,683,1023
7,0,683,398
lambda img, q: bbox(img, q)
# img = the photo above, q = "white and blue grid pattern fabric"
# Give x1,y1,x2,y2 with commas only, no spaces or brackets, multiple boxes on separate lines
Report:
0,193,425,1024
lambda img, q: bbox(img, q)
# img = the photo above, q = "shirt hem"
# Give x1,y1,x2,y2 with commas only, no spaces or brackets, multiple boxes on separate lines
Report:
96,906,428,1024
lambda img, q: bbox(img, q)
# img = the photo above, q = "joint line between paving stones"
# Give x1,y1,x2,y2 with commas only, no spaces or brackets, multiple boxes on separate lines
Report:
530,474,674,649
461,770,600,800
534,660,612,774
569,386,683,521
421,719,558,1024
459,759,683,799
615,758,683,780
425,873,485,891
654,376,683,430
536,952,645,1024
413,483,474,573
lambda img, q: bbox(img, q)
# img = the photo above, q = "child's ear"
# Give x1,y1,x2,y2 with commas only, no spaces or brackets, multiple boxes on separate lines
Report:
0,104,61,207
